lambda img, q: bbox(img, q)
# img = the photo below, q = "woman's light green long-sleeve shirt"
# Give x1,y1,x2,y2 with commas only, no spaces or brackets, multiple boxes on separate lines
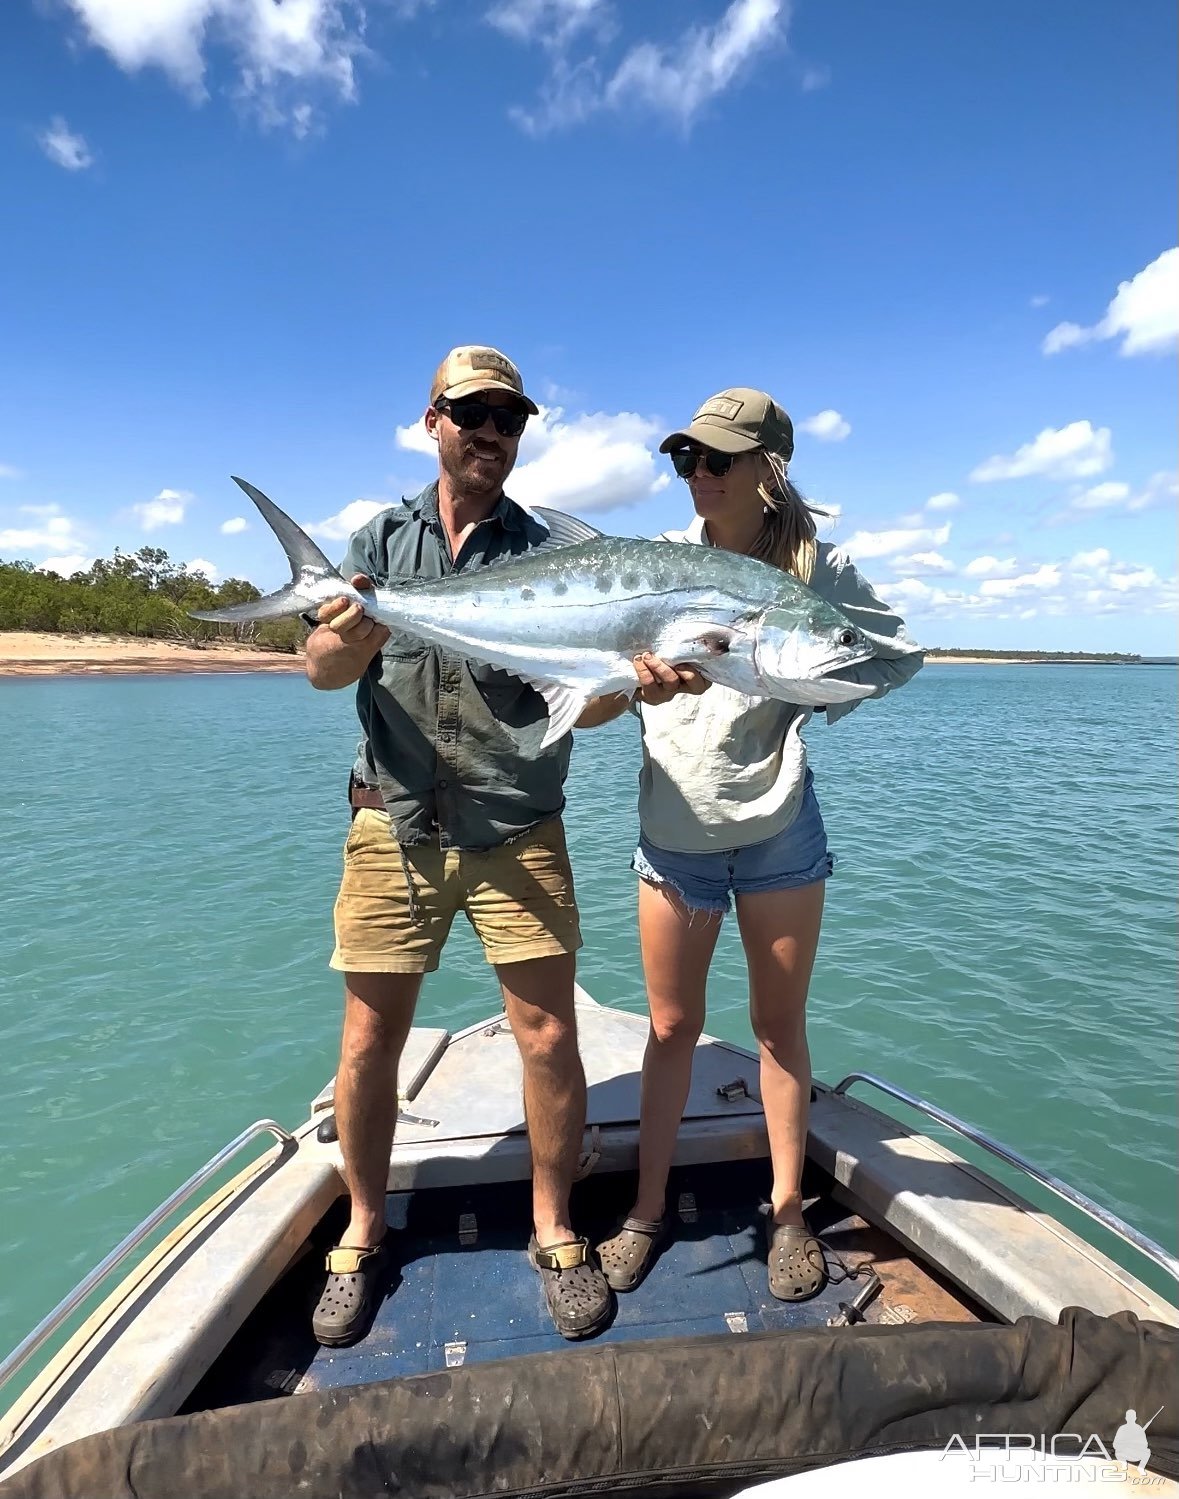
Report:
635,516,925,854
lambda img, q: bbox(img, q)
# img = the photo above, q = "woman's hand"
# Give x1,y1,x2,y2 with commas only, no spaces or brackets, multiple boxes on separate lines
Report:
633,653,711,706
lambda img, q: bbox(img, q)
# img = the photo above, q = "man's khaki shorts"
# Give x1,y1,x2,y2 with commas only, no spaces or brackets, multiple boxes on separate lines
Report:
330,809,584,974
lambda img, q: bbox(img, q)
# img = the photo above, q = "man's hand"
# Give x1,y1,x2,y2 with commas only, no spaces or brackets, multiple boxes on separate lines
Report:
317,574,390,650
633,653,711,706
305,574,390,690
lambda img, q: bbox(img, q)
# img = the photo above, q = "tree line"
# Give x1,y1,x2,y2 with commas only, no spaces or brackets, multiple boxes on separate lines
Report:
0,547,303,651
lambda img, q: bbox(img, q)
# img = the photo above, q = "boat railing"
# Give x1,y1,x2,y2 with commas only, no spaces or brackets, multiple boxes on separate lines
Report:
831,1072,1179,1290
0,1119,296,1401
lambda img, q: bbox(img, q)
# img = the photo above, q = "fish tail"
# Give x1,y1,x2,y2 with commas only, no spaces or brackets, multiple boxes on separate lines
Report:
189,477,347,623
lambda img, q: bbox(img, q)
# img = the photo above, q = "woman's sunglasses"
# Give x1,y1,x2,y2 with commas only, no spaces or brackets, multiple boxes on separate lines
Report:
435,397,529,438
670,446,738,479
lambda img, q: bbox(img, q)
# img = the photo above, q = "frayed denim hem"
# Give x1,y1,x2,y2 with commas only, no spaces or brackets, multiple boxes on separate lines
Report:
630,845,731,917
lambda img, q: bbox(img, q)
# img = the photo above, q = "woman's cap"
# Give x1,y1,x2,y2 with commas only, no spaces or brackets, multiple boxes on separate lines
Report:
659,388,794,460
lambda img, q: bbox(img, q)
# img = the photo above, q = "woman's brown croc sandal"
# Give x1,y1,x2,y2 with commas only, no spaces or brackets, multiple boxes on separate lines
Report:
529,1236,612,1339
312,1239,391,1347
597,1217,667,1292
766,1221,827,1302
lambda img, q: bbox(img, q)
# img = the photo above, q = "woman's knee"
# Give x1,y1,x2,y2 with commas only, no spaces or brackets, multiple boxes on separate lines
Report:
648,1005,705,1050
750,1002,808,1058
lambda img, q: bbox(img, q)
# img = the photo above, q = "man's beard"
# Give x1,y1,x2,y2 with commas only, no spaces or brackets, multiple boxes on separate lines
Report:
442,433,509,496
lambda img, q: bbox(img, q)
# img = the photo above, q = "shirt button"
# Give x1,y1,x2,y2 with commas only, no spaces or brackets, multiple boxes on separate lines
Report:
438,778,449,790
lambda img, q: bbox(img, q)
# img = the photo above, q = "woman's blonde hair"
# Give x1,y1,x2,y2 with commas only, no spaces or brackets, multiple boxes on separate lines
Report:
748,449,827,584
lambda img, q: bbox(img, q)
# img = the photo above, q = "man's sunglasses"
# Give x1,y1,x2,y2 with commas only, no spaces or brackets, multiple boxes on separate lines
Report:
670,446,738,479
435,397,529,438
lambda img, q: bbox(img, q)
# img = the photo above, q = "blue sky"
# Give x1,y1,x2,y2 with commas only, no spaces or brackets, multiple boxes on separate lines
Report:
1,0,1176,652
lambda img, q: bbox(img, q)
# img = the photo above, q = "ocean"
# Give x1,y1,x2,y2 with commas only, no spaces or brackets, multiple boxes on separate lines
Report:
1,662,1176,1367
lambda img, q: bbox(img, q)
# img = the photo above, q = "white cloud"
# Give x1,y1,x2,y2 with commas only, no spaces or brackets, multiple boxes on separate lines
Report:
841,521,952,561
800,64,829,91
1062,470,1177,518
133,487,191,530
308,498,389,542
56,0,367,133
37,554,95,576
964,555,1019,579
487,0,611,50
507,0,786,134
978,564,1061,599
925,491,960,511
1042,248,1178,358
510,408,670,513
1068,481,1130,511
890,551,954,575
38,116,94,171
395,418,436,455
0,510,85,555
220,516,248,534
185,557,219,580
970,421,1113,482
0,464,23,480
878,547,1177,624
1030,294,1050,308
798,409,850,442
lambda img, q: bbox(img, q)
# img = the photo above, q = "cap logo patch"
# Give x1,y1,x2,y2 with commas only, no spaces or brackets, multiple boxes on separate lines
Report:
466,349,516,379
696,396,743,421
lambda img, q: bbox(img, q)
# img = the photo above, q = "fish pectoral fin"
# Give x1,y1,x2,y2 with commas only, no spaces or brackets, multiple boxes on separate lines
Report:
528,679,597,747
509,671,610,747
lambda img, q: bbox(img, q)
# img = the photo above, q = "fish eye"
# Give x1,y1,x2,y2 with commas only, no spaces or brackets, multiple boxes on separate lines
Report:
838,628,857,647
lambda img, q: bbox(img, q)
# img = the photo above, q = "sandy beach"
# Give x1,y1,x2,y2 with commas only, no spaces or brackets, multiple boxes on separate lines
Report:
0,631,306,677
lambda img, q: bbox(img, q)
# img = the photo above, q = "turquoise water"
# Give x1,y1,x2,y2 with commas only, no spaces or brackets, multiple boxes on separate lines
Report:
1,664,1176,1364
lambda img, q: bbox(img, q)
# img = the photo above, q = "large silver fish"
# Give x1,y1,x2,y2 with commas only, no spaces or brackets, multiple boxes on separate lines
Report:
192,478,877,746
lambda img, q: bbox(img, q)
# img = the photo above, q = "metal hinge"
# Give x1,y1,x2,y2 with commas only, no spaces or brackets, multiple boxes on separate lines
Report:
716,1078,749,1102
444,1340,467,1367
458,1212,478,1247
724,1312,749,1334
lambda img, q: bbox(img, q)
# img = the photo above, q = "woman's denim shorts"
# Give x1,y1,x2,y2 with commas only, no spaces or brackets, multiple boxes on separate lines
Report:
632,771,833,915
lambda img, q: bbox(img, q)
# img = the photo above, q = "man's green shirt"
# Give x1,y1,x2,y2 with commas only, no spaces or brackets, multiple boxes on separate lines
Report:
341,483,573,851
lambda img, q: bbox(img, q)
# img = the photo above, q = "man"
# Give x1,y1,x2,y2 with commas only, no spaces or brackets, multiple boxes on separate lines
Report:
304,345,616,1346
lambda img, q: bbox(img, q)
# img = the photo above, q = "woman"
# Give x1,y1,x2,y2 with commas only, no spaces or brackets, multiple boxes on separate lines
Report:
584,387,923,1301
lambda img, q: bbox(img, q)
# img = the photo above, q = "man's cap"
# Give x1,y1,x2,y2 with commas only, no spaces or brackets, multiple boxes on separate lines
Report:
429,345,539,415
659,388,794,461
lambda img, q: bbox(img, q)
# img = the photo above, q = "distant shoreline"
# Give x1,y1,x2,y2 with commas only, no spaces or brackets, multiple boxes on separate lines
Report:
0,631,1172,678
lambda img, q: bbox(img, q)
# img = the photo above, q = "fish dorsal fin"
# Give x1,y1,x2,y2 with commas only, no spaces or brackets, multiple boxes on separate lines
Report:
528,506,606,546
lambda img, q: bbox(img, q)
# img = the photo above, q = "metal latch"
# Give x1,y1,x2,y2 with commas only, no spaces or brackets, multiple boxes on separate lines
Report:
826,1269,883,1327
677,1192,697,1224
716,1078,749,1102
444,1341,467,1367
458,1212,477,1246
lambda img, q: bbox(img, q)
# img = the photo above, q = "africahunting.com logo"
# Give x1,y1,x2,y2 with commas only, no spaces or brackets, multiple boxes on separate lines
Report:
941,1406,1166,1486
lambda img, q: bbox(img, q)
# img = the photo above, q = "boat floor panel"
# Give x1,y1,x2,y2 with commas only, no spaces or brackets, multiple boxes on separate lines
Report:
184,1160,987,1412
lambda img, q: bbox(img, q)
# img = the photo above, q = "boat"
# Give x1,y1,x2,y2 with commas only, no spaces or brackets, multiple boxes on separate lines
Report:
1,985,1176,1496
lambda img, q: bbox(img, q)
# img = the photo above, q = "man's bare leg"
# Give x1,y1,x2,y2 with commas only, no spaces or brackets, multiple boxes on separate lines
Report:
336,971,422,1248
496,953,584,1245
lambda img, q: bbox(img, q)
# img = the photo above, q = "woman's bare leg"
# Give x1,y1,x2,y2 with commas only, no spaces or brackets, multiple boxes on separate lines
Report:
735,881,825,1226
630,880,724,1222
